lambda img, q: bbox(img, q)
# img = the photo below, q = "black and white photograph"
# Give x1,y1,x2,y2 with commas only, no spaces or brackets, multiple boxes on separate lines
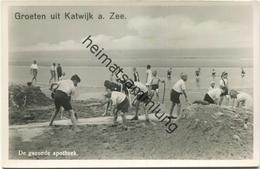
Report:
2,1,260,168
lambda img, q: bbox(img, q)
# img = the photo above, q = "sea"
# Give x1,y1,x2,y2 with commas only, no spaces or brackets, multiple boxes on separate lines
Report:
8,48,254,103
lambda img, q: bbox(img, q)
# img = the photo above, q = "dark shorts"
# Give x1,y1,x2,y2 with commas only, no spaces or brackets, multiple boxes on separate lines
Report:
220,87,228,96
170,89,181,104
54,90,72,111
212,72,216,76
203,93,215,104
117,97,129,113
136,92,150,104
151,84,159,90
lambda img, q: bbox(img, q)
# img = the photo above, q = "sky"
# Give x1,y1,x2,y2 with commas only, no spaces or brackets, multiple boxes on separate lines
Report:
8,4,254,52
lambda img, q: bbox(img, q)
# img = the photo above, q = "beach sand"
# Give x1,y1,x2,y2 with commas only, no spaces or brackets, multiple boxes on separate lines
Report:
8,84,253,160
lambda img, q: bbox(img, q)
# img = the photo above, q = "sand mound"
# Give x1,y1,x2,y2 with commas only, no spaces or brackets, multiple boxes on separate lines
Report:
172,104,253,159
9,84,52,108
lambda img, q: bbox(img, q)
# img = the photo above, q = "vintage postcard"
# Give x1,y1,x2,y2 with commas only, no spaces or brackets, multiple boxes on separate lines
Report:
2,0,260,168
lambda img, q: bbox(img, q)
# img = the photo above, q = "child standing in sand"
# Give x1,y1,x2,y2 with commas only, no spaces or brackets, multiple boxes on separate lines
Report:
150,70,165,103
169,73,189,119
49,74,81,132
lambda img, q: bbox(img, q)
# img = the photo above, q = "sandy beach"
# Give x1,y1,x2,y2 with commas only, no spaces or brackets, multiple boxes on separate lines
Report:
8,84,253,159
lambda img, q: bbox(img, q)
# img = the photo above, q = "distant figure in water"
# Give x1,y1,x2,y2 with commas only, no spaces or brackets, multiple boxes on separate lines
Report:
57,63,63,81
195,67,201,88
30,60,39,83
241,67,246,78
133,67,140,82
167,67,173,80
49,63,56,84
212,68,216,80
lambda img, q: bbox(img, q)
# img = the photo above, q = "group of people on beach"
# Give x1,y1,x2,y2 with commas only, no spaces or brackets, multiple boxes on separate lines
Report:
41,60,252,132
30,60,65,84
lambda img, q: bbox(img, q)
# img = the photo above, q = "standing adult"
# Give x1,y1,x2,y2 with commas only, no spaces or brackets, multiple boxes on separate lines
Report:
30,60,39,83
49,63,56,84
57,63,63,81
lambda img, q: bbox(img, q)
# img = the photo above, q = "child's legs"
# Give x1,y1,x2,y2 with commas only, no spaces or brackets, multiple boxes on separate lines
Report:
68,109,77,129
143,104,149,121
169,102,176,117
105,102,110,113
225,95,230,105
134,101,140,117
120,112,127,126
60,107,64,118
156,89,159,102
49,74,54,83
49,108,60,126
219,96,224,105
113,109,118,124
176,103,182,116
54,72,56,81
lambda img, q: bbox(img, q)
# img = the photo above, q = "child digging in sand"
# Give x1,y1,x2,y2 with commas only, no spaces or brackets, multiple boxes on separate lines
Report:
128,80,151,122
169,73,189,119
229,89,253,109
100,91,129,129
49,74,81,132
103,80,129,116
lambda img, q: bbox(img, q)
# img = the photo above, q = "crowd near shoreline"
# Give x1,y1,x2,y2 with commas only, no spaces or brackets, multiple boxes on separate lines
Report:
16,37,252,133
